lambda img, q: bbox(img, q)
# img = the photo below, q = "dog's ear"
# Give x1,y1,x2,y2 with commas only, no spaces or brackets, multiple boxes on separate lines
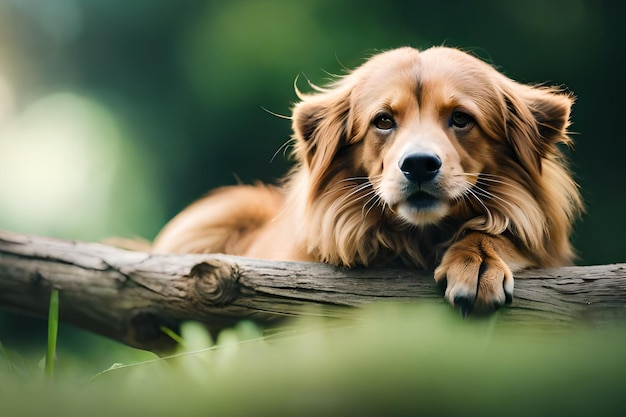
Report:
501,82,574,179
291,81,357,194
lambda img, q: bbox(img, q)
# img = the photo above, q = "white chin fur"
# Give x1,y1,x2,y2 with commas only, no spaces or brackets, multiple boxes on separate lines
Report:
397,201,450,225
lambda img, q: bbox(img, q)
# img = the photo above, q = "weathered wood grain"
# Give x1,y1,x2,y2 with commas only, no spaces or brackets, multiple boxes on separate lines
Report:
0,230,625,352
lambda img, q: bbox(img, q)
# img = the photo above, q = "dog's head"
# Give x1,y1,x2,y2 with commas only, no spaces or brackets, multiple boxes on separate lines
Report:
290,46,580,266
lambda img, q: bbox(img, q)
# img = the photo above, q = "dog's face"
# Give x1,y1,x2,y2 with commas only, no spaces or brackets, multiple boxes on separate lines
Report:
292,46,573,230
356,49,493,225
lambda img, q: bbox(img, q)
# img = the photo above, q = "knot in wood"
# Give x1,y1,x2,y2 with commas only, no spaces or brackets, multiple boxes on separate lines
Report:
190,261,240,306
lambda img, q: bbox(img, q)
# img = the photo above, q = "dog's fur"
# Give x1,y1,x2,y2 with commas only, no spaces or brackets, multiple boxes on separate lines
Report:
153,47,583,315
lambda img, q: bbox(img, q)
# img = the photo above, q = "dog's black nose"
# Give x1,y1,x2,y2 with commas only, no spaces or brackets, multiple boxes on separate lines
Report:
399,153,442,183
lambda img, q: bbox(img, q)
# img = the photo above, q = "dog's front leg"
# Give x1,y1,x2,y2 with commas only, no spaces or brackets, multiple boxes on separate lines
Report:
434,232,531,317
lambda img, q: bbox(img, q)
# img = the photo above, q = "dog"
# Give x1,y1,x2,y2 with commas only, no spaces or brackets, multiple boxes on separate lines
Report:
152,46,583,316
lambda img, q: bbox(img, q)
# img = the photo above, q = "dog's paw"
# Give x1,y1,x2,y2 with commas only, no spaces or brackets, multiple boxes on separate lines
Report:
434,234,514,317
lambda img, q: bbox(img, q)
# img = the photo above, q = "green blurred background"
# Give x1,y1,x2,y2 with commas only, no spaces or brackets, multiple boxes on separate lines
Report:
0,0,624,360
0,0,624,263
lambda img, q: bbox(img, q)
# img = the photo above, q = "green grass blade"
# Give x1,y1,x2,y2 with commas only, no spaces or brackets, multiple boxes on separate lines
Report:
160,326,186,347
45,289,59,378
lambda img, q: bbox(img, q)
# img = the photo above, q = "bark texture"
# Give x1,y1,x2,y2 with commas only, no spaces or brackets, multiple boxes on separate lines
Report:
0,230,625,352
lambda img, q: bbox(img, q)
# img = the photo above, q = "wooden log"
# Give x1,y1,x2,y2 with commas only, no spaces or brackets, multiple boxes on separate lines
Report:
0,229,625,352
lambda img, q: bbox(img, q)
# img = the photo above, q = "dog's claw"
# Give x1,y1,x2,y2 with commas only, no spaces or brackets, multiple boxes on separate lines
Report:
453,295,474,319
505,291,513,304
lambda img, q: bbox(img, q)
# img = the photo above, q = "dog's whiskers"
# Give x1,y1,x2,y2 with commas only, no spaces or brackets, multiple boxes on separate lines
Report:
458,172,527,199
363,193,385,219
459,174,527,220
473,186,517,207
461,180,494,223
459,174,506,209
343,183,375,200
347,189,378,206
325,175,382,196
458,172,511,184
317,175,387,218
336,176,372,184
270,138,297,164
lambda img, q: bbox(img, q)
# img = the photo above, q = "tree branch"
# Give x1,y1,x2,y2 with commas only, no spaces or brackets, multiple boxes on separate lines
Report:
0,230,625,352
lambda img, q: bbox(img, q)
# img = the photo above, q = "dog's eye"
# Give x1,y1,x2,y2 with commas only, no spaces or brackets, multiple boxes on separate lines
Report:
450,111,474,129
373,114,396,131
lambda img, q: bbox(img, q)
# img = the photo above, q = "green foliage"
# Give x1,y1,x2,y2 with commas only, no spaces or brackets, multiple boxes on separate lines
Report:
45,289,59,378
2,304,626,416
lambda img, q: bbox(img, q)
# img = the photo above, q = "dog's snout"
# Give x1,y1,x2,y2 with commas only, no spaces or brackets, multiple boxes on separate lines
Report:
399,153,442,183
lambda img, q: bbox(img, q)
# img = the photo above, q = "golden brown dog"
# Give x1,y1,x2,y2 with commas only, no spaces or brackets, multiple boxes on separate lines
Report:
153,46,583,316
